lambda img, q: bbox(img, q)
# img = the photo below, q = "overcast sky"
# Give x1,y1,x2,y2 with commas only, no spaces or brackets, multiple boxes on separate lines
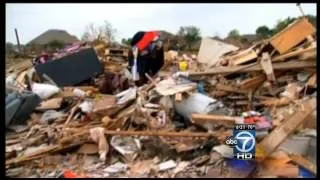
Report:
6,3,317,44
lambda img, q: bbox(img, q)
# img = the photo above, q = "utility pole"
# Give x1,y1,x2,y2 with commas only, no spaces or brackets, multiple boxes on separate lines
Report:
14,28,22,56
296,3,305,17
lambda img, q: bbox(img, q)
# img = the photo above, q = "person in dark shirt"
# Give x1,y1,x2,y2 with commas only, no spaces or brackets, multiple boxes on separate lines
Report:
128,31,164,86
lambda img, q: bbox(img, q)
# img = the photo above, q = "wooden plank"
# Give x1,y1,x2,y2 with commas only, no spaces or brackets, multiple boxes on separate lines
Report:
257,98,316,160
175,93,183,102
155,79,197,96
191,114,241,124
16,70,28,85
60,91,75,98
35,97,63,111
290,154,317,175
307,73,317,88
272,46,316,62
6,141,86,167
229,49,257,66
212,90,229,97
242,71,283,91
215,83,248,94
63,86,98,92
188,60,316,76
302,110,316,129
299,50,317,60
260,53,276,82
6,139,21,146
239,74,266,90
261,97,290,107
270,18,316,54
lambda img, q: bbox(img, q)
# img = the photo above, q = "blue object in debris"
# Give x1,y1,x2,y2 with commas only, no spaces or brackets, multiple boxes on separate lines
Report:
198,81,206,94
227,159,256,170
226,159,257,177
299,167,315,178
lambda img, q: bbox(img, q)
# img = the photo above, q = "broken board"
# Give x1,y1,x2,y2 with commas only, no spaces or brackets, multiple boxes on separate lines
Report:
155,78,197,96
260,53,275,82
270,18,316,54
35,97,63,111
257,98,316,160
229,48,258,66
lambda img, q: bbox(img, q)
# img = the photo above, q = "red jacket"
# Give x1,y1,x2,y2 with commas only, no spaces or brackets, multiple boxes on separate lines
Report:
136,31,160,51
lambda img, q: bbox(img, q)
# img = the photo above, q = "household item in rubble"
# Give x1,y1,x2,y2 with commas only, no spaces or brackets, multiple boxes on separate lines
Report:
31,83,60,99
35,48,104,87
6,92,22,127
179,61,188,71
174,93,228,122
6,90,41,127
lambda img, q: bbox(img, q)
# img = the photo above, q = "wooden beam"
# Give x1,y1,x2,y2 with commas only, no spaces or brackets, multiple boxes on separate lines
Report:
188,60,316,76
239,74,266,90
215,83,248,94
260,53,276,82
229,49,257,66
261,97,291,107
191,114,241,124
272,46,316,62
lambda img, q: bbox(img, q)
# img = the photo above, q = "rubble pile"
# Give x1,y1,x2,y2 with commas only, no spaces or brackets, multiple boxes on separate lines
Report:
5,17,317,178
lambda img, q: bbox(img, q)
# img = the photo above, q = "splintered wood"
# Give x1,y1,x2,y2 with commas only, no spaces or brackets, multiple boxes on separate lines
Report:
257,98,316,160
36,97,63,111
5,14,317,178
260,53,275,82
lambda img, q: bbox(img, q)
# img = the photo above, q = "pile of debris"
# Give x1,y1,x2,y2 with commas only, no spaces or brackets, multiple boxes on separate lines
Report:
5,17,316,178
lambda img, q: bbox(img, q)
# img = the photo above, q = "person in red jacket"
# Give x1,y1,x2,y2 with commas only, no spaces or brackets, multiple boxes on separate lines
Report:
128,31,164,85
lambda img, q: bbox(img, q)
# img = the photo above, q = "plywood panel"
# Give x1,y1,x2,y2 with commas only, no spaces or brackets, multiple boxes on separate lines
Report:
270,18,316,54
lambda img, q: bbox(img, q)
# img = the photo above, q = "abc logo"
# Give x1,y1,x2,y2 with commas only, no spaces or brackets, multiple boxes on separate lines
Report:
225,137,237,146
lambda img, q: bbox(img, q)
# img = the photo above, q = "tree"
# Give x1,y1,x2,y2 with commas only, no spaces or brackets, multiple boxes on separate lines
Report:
228,29,240,38
46,40,65,51
102,20,117,43
255,14,316,38
177,26,201,50
305,14,316,27
81,23,101,42
272,17,297,35
213,32,222,40
81,21,117,43
121,38,132,46
256,25,272,39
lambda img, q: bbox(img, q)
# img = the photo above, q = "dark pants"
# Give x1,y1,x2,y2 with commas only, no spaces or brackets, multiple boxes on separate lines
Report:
128,47,164,85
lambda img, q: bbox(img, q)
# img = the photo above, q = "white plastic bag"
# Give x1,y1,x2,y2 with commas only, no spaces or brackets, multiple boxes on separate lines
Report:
79,100,93,113
31,83,60,99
